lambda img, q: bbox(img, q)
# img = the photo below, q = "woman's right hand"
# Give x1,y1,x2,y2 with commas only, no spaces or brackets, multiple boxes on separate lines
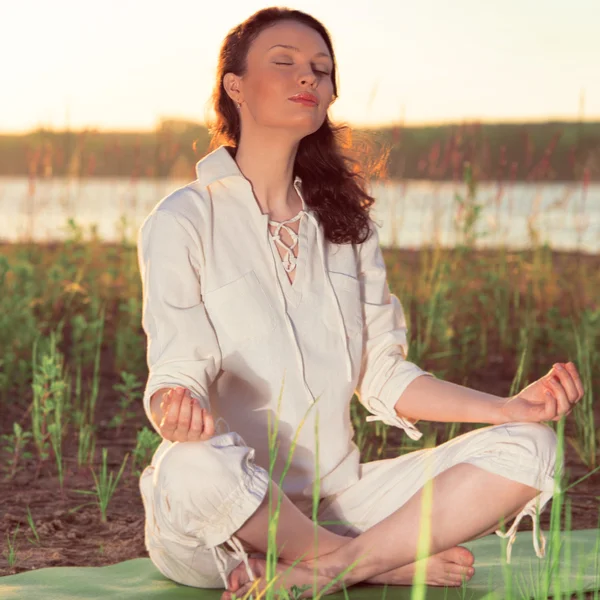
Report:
159,387,216,442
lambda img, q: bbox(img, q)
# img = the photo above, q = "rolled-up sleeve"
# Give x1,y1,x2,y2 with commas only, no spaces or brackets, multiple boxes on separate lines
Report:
137,209,222,436
354,220,435,441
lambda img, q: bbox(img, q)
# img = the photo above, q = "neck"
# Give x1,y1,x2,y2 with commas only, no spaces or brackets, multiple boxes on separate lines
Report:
233,132,301,218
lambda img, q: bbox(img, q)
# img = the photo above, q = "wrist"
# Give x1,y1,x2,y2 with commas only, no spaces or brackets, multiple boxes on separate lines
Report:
493,397,511,425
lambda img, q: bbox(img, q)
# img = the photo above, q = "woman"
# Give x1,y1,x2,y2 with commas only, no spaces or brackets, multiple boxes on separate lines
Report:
136,7,583,599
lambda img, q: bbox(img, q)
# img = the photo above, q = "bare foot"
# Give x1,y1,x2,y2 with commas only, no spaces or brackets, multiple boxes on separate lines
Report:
298,544,475,587
221,556,335,600
222,545,475,598
357,546,475,587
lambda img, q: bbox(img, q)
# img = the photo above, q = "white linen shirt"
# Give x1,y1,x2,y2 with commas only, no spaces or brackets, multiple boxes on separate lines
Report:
137,144,435,503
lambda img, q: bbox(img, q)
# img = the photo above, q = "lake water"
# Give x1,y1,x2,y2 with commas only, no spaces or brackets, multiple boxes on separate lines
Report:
0,177,598,253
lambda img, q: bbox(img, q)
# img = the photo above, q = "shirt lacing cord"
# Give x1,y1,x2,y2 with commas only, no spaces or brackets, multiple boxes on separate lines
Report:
268,211,305,273
265,185,353,399
264,210,315,403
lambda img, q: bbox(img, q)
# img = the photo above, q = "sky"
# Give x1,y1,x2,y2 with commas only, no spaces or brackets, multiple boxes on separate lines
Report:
3,0,600,133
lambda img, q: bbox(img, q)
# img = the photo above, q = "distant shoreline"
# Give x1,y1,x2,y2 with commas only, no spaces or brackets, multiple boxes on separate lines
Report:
0,175,596,186
2,240,598,260
1,119,599,182
2,117,599,136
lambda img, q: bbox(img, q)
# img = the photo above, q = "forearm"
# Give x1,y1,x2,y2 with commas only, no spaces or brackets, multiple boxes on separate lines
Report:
395,375,508,425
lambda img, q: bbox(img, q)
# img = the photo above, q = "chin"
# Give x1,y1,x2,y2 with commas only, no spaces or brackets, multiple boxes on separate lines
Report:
289,114,326,135
258,112,326,137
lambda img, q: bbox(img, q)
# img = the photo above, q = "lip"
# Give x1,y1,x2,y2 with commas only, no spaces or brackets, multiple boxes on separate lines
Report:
288,92,318,106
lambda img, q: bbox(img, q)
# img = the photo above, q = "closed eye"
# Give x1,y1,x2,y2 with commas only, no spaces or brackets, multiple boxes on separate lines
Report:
274,62,330,76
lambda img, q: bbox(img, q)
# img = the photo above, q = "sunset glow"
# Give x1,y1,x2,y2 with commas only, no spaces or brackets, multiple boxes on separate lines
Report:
3,0,599,132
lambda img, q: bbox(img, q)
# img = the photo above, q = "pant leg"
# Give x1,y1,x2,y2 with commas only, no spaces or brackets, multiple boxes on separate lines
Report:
317,422,563,564
477,422,564,563
139,431,270,589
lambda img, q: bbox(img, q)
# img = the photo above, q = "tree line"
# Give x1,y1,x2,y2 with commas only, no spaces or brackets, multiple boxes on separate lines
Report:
1,118,599,182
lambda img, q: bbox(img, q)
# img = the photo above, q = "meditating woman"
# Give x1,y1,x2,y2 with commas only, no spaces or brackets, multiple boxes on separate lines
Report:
136,7,583,599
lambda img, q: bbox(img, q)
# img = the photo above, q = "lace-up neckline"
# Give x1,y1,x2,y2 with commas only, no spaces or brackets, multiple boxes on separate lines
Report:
267,210,306,274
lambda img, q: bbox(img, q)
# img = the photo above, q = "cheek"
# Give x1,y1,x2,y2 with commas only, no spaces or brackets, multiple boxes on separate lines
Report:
323,82,334,106
250,70,288,101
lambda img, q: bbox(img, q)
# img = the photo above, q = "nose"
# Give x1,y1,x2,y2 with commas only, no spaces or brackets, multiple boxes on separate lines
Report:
298,68,317,88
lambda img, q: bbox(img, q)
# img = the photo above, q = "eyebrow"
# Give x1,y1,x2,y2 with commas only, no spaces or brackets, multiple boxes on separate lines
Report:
268,44,332,61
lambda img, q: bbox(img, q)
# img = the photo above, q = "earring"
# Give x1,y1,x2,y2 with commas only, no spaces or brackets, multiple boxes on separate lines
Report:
237,101,241,109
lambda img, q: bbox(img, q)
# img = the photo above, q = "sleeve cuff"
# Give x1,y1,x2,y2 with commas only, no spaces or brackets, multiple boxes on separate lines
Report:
364,369,436,440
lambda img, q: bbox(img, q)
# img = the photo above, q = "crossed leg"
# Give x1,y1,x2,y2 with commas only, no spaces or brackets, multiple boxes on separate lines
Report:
222,462,541,599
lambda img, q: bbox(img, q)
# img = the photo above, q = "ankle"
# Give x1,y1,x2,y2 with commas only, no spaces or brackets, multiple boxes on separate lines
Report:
313,537,371,585
287,533,352,567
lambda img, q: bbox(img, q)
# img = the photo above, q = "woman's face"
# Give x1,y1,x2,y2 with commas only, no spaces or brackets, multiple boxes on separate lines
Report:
225,20,335,137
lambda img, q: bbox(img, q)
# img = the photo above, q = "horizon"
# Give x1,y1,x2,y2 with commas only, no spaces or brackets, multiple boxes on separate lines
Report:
3,115,599,137
3,0,599,133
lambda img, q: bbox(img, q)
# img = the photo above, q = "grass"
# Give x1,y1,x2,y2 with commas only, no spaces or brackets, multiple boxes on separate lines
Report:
0,162,599,598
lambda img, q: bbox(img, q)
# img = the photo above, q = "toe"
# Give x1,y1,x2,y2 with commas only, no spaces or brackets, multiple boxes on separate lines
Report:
452,564,475,577
232,582,253,599
455,546,475,566
446,570,471,586
226,566,241,592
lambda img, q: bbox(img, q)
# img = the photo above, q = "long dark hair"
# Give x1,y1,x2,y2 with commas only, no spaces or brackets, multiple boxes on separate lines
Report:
207,7,384,245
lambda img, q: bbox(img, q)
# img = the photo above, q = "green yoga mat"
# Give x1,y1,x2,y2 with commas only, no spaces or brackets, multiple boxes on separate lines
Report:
2,529,599,599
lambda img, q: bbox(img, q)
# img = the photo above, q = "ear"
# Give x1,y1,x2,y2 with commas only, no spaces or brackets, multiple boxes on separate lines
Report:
223,72,243,105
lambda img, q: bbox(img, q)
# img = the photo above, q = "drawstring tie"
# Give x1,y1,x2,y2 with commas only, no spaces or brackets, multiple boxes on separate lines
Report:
365,396,424,441
494,492,548,564
210,534,255,592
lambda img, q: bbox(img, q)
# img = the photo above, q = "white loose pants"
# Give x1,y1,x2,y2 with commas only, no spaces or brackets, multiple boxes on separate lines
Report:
139,422,562,590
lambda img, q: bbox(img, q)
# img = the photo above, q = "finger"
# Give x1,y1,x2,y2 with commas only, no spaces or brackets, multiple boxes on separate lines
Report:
544,376,570,417
554,363,581,413
177,390,193,433
188,399,205,441
552,407,572,422
160,387,184,438
552,363,579,404
541,389,558,420
565,362,585,399
159,389,173,412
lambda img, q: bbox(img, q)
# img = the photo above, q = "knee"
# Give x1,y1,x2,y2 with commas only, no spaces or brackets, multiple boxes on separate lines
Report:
143,433,269,583
503,422,563,477
158,438,226,481
156,433,257,495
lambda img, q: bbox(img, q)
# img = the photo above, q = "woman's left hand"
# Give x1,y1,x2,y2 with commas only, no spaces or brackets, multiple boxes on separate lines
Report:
500,362,584,423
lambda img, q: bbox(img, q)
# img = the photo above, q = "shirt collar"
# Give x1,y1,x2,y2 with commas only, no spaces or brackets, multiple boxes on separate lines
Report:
195,144,305,210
